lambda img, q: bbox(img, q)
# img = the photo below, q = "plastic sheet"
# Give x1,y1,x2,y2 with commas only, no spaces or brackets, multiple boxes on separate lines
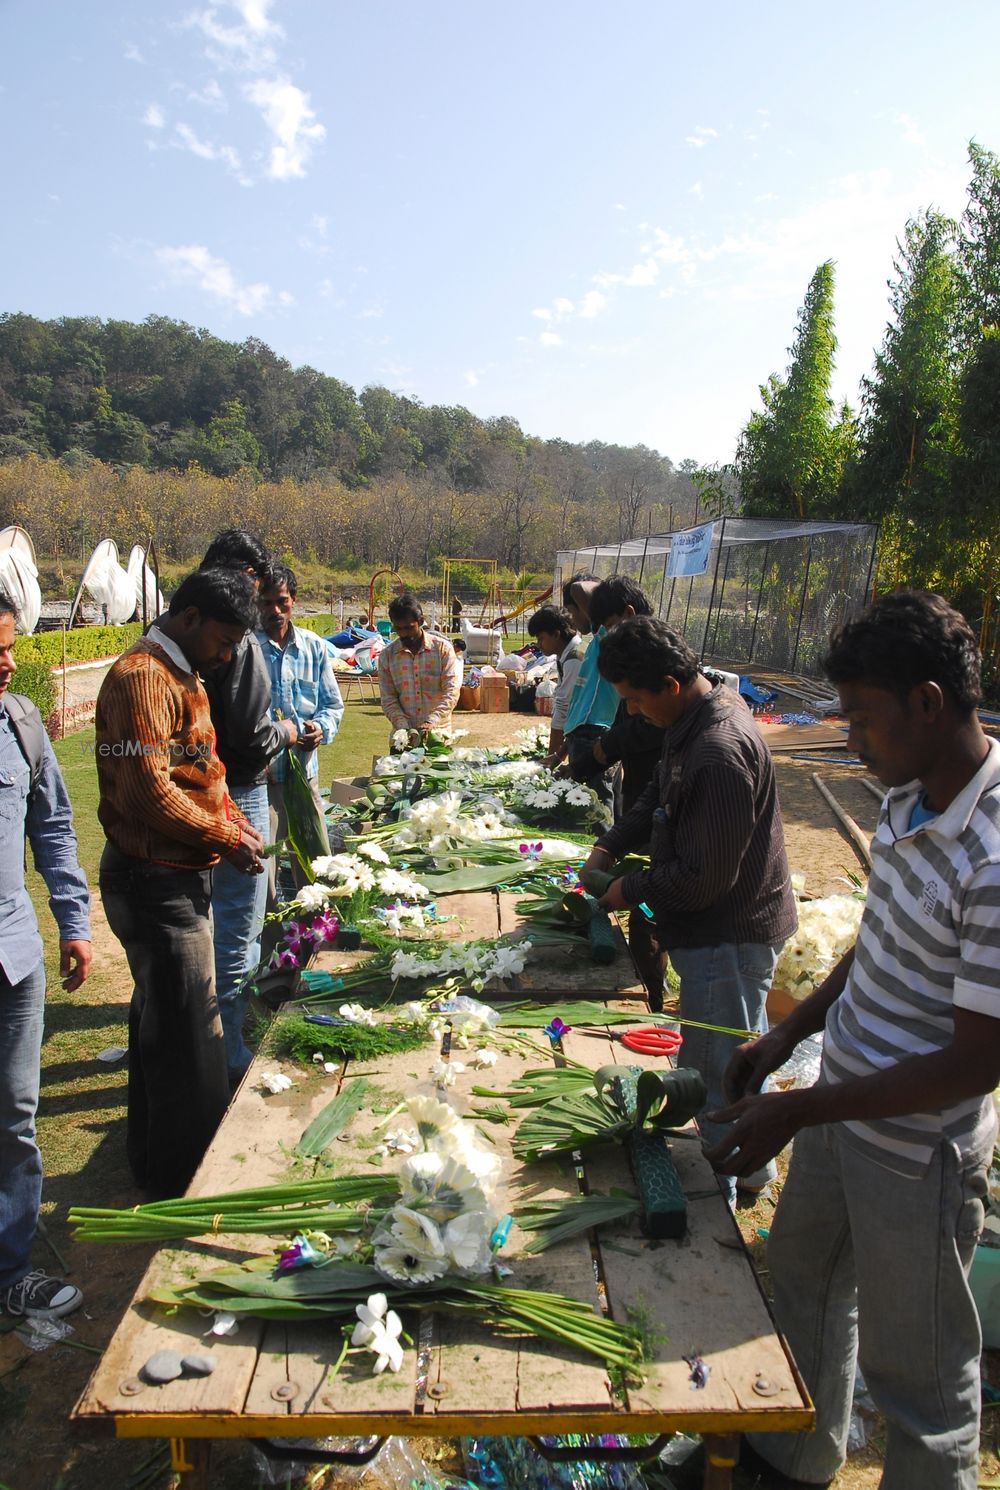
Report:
249,1435,477,1489
463,1435,647,1490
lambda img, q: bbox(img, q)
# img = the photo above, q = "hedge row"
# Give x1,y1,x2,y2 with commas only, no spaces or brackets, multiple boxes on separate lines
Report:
12,662,56,719
15,623,143,667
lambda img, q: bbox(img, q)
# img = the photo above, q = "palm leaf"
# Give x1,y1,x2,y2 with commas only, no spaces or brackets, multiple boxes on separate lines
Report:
283,748,329,878
296,1078,371,1156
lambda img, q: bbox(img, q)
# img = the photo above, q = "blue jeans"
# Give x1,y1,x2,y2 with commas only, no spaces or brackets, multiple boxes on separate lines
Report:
668,940,780,1205
750,1123,987,1489
0,961,45,1288
212,782,269,1083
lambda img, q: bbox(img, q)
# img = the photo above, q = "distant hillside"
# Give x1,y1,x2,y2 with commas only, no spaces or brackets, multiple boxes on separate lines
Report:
0,312,713,574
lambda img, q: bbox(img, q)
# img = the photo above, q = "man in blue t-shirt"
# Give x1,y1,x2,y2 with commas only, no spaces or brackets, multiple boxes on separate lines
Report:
560,572,619,813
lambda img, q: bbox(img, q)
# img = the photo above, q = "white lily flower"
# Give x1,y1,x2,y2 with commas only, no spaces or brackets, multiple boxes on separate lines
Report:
351,1291,389,1345
370,1311,405,1373
473,1048,498,1069
206,1310,239,1337
261,1071,293,1094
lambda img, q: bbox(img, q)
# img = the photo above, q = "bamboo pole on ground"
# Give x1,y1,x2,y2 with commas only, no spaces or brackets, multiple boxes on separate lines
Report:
811,774,873,871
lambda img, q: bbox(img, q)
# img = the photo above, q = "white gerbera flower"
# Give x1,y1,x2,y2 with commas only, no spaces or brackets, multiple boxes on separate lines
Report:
473,1047,498,1069
430,1059,465,1087
385,1205,446,1256
294,883,333,911
406,1094,462,1145
374,1241,449,1286
358,841,391,864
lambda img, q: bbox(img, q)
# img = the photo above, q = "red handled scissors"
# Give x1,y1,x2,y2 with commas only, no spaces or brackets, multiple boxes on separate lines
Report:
620,1025,683,1056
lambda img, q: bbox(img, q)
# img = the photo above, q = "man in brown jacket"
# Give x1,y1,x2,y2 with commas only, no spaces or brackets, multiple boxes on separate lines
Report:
96,568,262,1197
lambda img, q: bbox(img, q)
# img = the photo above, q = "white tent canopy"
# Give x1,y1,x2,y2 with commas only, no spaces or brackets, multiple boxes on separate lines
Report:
75,540,137,626
0,526,41,634
127,544,164,624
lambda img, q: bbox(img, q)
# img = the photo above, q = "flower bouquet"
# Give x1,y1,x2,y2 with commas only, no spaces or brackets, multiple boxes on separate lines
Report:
771,888,865,1014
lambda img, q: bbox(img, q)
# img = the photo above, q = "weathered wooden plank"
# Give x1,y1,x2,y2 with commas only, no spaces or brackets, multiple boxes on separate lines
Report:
561,1025,807,1421
495,892,646,1001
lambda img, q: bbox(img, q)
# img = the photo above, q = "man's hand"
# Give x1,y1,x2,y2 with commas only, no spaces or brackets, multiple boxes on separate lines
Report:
281,718,299,745
542,751,564,771
722,1025,797,1105
703,1090,808,1178
598,877,629,911
299,720,322,751
226,822,265,875
580,847,614,879
593,738,608,766
60,939,92,992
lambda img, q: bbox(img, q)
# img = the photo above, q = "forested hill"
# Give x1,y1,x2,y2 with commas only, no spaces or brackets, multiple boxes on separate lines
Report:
0,312,706,572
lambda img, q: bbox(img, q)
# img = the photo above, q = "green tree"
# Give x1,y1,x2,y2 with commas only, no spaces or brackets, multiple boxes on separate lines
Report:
734,261,851,517
204,398,261,475
844,211,958,552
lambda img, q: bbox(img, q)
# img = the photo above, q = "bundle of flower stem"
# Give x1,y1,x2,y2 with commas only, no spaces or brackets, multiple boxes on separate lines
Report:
472,1060,594,1109
492,1001,649,1028
515,1193,640,1253
148,1262,643,1373
68,1174,398,1244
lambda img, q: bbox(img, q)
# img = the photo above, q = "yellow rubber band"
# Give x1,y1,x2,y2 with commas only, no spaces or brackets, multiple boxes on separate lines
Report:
211,1214,223,1234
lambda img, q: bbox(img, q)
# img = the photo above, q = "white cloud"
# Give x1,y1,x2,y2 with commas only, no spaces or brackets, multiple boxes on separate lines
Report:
313,214,328,239
539,331,562,347
685,124,718,148
184,78,226,110
186,1,283,71
578,290,607,318
690,181,703,198
465,370,479,387
244,77,325,179
175,122,219,160
531,307,552,322
553,296,574,318
594,256,660,288
896,111,925,146
143,104,166,129
360,304,384,319
155,243,283,315
124,42,144,63
685,136,706,148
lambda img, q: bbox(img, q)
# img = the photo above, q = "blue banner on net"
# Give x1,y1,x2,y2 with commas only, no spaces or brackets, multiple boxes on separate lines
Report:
666,520,716,577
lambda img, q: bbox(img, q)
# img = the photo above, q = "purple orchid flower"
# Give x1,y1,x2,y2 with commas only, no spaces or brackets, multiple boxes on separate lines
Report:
544,1016,572,1043
275,1233,324,1275
519,841,544,860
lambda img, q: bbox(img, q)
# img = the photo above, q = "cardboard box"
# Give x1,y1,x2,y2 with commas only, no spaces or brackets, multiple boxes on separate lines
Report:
480,673,509,713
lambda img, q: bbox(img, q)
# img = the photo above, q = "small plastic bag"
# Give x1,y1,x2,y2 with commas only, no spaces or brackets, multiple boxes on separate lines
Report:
15,1316,75,1352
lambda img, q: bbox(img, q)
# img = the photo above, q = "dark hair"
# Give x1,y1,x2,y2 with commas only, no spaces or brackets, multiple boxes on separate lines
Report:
588,576,653,630
824,590,982,713
562,570,599,608
261,562,297,599
597,615,700,690
0,589,18,622
201,528,270,578
388,592,423,624
527,604,575,643
168,567,258,629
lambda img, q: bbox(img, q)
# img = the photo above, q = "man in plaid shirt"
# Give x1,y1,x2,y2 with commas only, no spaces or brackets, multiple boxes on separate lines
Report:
378,593,461,743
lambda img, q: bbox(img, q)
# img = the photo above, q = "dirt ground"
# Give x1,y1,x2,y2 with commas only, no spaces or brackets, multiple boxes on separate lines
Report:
0,708,982,1490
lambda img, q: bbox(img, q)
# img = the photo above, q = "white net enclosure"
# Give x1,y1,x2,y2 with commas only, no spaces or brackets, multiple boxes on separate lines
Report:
554,517,879,677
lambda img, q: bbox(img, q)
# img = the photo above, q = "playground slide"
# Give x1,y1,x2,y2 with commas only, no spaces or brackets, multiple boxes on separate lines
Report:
489,583,553,629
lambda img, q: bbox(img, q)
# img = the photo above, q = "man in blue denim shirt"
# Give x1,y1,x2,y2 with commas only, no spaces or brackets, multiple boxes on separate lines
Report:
256,563,344,900
0,591,91,1321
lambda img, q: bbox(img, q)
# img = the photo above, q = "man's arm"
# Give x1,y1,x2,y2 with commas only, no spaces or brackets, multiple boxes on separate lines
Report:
424,639,461,728
26,734,91,966
707,1005,1000,1179
311,650,345,744
100,667,241,852
587,769,661,870
378,648,409,731
610,760,756,917
597,708,664,768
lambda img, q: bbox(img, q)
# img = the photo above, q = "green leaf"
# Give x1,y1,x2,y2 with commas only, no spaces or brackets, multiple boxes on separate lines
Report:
283,748,329,879
296,1078,371,1156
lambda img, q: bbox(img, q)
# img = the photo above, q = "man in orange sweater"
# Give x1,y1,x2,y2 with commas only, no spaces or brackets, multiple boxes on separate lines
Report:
96,568,262,1197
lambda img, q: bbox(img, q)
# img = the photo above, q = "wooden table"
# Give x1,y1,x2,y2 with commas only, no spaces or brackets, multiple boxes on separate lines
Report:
72,899,812,1487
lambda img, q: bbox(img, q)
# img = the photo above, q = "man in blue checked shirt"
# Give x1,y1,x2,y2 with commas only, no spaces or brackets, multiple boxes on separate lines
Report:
0,590,91,1322
256,563,344,901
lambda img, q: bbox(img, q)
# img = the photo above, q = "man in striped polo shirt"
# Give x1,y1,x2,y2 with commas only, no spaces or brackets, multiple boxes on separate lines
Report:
708,591,1000,1489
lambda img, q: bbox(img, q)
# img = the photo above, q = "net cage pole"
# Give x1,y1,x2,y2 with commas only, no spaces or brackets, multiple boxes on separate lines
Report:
699,517,728,660
748,542,771,664
790,540,815,674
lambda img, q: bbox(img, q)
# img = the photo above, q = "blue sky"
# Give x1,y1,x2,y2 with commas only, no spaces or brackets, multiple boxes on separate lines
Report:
4,0,1000,466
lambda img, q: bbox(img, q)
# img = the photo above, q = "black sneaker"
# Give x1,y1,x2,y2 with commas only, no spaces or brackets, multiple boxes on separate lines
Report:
1,1269,83,1321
